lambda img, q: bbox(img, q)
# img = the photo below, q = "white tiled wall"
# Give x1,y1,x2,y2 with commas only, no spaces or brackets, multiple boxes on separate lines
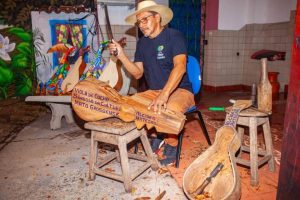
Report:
203,11,295,91
109,25,138,89
99,25,137,60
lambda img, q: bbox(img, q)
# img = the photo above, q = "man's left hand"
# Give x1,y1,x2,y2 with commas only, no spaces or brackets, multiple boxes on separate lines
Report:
148,91,169,114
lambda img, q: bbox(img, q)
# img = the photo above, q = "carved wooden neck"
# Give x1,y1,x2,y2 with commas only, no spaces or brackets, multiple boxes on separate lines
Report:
224,107,242,128
224,100,252,128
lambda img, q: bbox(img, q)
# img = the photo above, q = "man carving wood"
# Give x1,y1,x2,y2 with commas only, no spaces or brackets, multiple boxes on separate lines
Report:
108,0,194,165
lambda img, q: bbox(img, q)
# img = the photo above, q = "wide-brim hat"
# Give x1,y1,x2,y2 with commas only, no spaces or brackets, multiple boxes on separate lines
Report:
125,0,173,26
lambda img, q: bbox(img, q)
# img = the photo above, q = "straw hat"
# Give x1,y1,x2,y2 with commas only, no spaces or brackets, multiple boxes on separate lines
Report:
125,0,173,26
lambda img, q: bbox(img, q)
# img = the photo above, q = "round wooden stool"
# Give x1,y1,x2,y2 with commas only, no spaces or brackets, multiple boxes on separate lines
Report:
234,107,275,186
84,118,159,192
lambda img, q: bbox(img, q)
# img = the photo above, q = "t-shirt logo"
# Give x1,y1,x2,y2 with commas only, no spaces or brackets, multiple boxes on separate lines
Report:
157,45,165,59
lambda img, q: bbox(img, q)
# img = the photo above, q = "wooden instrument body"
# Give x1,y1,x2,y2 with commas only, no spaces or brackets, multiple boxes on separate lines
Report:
183,126,241,200
101,4,124,92
61,46,90,93
98,55,123,91
71,78,186,134
183,100,251,200
81,38,126,92
45,44,75,95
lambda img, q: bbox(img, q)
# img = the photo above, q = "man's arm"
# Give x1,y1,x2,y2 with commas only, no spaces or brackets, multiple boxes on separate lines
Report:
109,39,144,79
148,54,187,114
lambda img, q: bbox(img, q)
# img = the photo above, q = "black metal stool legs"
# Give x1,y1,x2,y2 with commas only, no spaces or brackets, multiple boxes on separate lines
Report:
175,109,211,168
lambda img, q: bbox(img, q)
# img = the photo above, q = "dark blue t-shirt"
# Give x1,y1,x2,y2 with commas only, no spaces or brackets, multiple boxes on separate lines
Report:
134,27,192,93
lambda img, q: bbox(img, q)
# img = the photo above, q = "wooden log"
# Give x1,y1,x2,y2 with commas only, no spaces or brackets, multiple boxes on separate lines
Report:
71,78,186,134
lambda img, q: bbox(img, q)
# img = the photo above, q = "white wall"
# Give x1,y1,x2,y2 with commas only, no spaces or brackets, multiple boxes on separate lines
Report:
218,0,249,30
97,0,168,25
219,0,297,30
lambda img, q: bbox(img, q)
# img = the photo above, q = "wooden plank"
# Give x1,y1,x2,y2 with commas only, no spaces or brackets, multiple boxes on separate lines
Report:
128,153,148,162
131,162,152,180
25,95,71,103
118,138,132,192
249,117,259,186
241,146,267,156
92,131,118,145
88,133,98,181
237,126,244,158
84,118,136,135
97,153,117,168
93,168,123,182
262,119,275,171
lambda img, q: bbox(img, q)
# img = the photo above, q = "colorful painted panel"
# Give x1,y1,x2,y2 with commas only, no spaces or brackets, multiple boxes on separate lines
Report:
49,20,87,67
31,11,99,95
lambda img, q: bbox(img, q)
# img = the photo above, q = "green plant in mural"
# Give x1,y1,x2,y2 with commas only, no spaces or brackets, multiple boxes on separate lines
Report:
0,27,35,99
33,27,52,75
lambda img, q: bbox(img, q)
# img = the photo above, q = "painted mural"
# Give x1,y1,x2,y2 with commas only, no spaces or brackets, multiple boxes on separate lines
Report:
0,1,96,99
31,11,99,95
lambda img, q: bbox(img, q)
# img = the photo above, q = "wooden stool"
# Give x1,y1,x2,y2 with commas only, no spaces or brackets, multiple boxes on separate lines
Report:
235,107,275,186
84,118,159,192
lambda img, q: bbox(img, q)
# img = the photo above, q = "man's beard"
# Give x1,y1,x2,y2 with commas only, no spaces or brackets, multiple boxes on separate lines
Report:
141,28,152,38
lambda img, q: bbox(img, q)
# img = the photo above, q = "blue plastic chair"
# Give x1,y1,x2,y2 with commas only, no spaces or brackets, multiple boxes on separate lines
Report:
175,55,211,168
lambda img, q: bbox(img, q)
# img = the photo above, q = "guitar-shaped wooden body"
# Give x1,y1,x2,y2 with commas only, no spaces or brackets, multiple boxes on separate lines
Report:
101,4,124,92
183,100,252,200
61,46,90,93
71,78,186,134
80,38,126,92
98,54,123,91
45,44,76,95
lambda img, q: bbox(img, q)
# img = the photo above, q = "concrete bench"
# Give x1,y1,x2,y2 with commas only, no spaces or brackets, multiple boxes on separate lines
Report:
25,96,74,130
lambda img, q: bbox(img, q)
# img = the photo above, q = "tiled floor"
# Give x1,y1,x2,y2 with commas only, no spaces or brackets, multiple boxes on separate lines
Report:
166,90,285,200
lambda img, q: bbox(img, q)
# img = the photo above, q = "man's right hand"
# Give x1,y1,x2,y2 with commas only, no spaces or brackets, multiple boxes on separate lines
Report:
108,39,124,58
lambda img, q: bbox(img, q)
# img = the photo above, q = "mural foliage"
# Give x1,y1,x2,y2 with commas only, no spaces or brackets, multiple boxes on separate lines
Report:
0,28,35,99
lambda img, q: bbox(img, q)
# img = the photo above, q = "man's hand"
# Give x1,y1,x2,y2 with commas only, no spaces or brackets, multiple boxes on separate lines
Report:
148,90,169,114
108,39,125,58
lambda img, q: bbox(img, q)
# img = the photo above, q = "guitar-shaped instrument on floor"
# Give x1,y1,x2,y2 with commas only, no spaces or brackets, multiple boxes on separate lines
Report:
183,100,252,200
71,78,186,134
